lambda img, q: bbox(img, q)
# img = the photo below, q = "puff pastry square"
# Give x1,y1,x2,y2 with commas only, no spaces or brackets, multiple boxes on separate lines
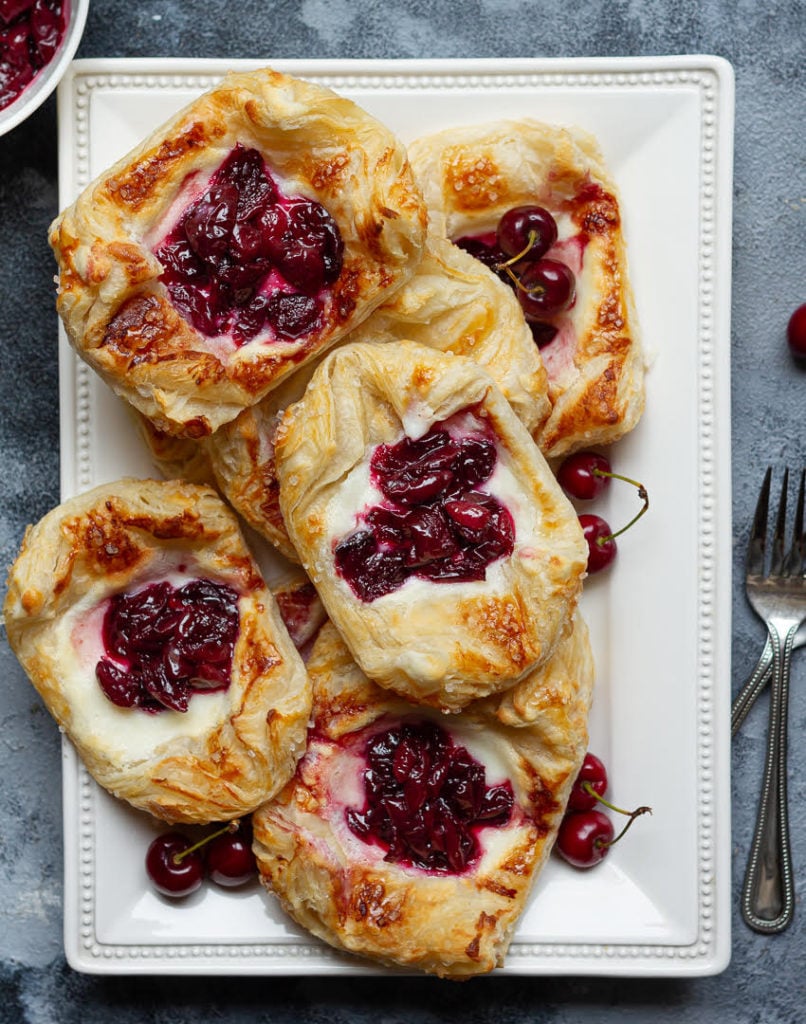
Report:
49,66,427,438
407,119,645,458
274,340,587,711
3,478,312,825
252,615,594,978
205,233,550,563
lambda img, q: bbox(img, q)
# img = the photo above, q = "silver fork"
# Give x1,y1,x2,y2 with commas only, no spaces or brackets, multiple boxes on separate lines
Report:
731,626,806,737
741,466,806,934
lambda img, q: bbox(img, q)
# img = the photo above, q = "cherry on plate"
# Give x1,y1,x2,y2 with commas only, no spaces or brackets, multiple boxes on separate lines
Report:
555,810,614,869
568,752,609,811
579,513,617,573
557,452,612,501
145,832,204,898
206,822,257,887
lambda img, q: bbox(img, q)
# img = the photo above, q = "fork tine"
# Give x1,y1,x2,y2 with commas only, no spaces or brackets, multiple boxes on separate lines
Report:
747,467,772,576
770,468,790,576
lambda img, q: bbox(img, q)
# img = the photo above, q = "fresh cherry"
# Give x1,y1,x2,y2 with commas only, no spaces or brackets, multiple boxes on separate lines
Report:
555,809,614,869
145,820,257,898
787,303,806,359
564,460,649,574
205,820,257,887
515,259,576,319
579,513,617,573
567,752,608,811
496,205,558,262
452,205,576,348
556,753,651,869
145,832,205,898
557,451,612,501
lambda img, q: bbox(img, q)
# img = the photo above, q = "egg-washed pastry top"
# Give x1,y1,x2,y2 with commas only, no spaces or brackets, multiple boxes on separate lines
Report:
3,477,312,825
407,118,645,458
274,340,587,712
49,66,427,438
205,232,550,565
252,613,594,978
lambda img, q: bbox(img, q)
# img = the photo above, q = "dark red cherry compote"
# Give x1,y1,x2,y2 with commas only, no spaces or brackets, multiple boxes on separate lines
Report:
345,719,514,873
0,0,69,113
334,410,515,602
95,578,240,713
154,144,344,346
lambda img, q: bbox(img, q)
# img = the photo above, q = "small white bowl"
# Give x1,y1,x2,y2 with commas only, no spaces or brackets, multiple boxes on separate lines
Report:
0,0,90,137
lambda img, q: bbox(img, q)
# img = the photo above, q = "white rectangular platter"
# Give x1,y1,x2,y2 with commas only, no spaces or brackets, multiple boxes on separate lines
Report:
57,56,734,976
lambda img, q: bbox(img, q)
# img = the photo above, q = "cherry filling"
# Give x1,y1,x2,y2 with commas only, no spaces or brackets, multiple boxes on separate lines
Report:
0,0,68,113
345,719,514,873
95,578,240,714
334,418,515,602
154,144,344,346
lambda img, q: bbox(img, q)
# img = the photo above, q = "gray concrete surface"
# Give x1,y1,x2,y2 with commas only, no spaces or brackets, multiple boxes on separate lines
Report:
0,1,804,1020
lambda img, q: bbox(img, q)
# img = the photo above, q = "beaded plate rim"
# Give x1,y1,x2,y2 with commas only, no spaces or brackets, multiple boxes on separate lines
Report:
57,55,734,977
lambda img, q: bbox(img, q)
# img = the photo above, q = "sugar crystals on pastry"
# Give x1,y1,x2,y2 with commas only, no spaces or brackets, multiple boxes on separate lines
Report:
251,614,594,978
407,119,645,458
274,340,587,711
49,66,427,438
3,478,312,824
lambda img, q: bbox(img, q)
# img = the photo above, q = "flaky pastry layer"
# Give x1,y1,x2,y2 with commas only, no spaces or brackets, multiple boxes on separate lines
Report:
274,340,587,711
408,118,645,457
252,616,593,978
3,478,312,824
49,66,427,437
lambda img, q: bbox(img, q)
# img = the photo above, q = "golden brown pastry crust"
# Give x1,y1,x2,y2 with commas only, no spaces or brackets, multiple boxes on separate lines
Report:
206,233,549,562
407,119,645,458
274,340,587,711
49,66,427,438
134,410,217,486
251,615,593,978
3,478,312,824
205,369,307,564
347,234,550,434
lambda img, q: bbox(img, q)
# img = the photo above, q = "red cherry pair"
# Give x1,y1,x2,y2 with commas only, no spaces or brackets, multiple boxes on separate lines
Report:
556,451,649,574
146,819,256,898
555,753,651,869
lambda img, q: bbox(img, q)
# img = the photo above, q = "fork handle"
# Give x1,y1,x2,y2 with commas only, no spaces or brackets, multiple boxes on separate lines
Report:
741,624,797,933
731,638,774,737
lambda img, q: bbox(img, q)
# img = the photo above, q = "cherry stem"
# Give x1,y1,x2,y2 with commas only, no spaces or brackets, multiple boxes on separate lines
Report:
496,230,539,270
581,782,652,850
171,819,239,865
592,470,649,546
501,262,547,297
599,805,653,849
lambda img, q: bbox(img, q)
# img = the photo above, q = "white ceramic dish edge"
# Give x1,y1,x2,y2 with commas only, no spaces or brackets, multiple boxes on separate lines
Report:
55,55,735,977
